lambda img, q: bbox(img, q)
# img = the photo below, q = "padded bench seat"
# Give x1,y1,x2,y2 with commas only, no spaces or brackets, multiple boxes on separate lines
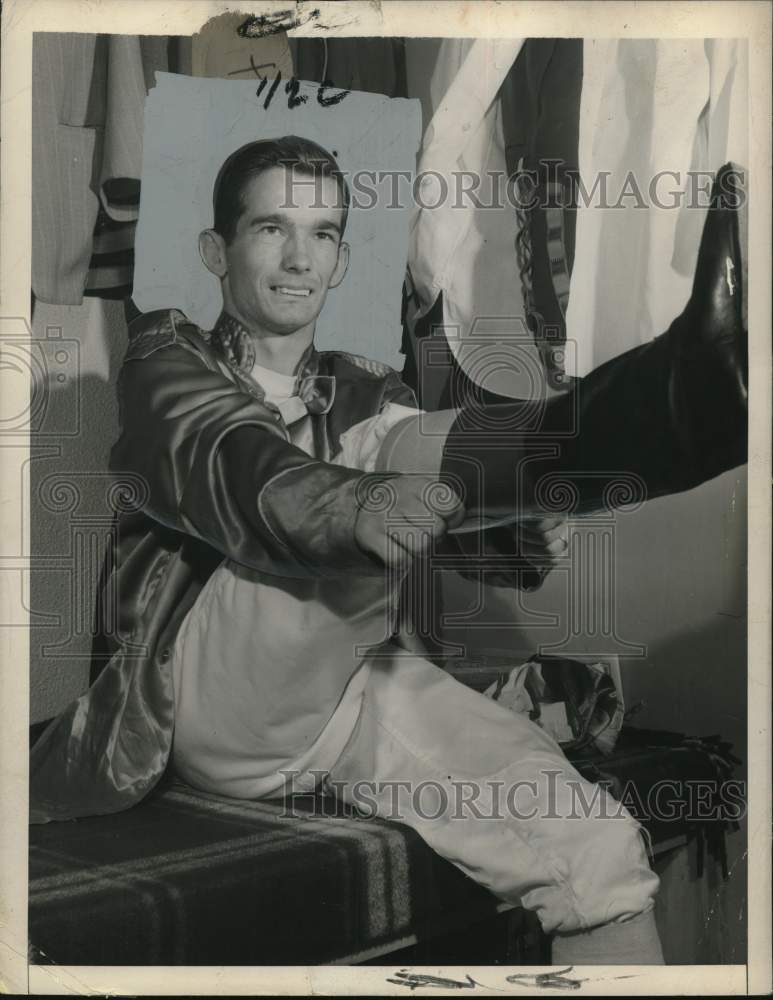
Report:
28,726,738,966
29,778,508,966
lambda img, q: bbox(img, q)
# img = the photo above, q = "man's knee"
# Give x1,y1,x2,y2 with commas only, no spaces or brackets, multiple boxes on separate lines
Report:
569,810,660,929
516,772,660,934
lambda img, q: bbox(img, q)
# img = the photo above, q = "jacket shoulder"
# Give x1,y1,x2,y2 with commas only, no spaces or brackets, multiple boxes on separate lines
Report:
324,350,417,412
325,350,399,380
125,309,212,362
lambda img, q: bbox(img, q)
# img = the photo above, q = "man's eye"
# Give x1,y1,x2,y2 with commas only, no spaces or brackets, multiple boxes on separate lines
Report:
316,231,336,241
260,225,282,236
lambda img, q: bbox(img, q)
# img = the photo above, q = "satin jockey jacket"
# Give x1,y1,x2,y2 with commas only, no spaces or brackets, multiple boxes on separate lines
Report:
30,308,550,824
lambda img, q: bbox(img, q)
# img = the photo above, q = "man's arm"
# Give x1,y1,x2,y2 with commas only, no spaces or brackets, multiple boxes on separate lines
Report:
111,315,461,578
440,520,566,592
112,319,380,578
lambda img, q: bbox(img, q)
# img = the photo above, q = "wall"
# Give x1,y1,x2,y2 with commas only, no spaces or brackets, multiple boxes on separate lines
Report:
30,297,128,722
442,468,747,757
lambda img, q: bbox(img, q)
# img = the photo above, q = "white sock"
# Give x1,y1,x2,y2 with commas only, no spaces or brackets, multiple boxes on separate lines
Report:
551,908,665,965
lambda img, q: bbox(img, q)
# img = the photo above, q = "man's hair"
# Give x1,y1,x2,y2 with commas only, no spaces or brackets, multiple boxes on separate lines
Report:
212,135,350,244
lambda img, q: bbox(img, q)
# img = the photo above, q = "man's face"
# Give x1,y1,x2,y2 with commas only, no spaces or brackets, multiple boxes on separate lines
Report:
219,166,347,337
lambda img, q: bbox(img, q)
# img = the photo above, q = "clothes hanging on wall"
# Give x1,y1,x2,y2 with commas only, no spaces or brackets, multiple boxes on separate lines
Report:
32,32,105,304
32,33,170,305
83,207,139,300
405,39,523,328
404,38,534,404
566,39,748,377
671,40,749,278
498,38,583,389
402,38,582,406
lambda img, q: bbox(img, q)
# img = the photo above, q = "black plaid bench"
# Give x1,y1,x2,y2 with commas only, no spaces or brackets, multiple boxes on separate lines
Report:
28,723,738,966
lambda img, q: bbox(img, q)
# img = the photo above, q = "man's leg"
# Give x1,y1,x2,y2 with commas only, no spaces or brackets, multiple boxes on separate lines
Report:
552,908,663,965
326,646,663,963
169,562,397,800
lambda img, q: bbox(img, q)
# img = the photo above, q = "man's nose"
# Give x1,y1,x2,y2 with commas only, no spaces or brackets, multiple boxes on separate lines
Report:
282,234,312,271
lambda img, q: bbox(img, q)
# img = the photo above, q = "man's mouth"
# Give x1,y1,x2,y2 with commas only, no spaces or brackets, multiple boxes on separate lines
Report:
272,286,313,298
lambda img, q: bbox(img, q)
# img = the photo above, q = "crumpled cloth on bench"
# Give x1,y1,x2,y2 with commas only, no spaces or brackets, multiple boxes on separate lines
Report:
483,655,625,754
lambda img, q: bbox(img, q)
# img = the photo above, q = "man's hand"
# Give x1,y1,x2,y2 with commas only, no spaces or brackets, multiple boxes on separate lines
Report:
354,474,466,570
516,516,569,569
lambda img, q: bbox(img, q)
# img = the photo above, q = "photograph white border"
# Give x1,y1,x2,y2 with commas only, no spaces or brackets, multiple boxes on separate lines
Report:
1,2,770,995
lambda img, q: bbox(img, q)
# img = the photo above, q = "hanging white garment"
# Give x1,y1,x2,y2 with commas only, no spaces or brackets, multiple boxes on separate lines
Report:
671,39,749,277
567,39,748,377
406,39,543,400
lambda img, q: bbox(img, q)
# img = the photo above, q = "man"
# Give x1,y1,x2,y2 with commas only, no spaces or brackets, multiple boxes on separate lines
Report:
31,136,747,965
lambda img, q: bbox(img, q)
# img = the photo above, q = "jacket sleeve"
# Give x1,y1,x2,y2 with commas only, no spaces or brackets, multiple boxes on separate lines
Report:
110,328,386,579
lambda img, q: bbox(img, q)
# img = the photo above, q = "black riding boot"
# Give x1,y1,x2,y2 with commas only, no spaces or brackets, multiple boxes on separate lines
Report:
441,163,748,520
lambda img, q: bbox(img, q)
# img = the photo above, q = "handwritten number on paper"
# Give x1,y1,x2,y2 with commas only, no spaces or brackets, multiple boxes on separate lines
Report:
256,73,282,110
255,71,349,110
317,78,350,107
285,76,308,108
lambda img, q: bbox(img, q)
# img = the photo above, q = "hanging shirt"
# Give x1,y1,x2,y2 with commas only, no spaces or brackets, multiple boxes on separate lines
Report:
566,39,748,376
405,39,544,401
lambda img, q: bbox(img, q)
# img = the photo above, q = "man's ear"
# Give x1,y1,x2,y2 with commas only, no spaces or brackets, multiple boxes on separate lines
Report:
328,241,350,289
199,229,228,278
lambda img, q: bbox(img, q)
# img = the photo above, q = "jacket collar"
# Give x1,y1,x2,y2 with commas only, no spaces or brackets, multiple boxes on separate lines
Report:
211,312,321,381
211,312,334,421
